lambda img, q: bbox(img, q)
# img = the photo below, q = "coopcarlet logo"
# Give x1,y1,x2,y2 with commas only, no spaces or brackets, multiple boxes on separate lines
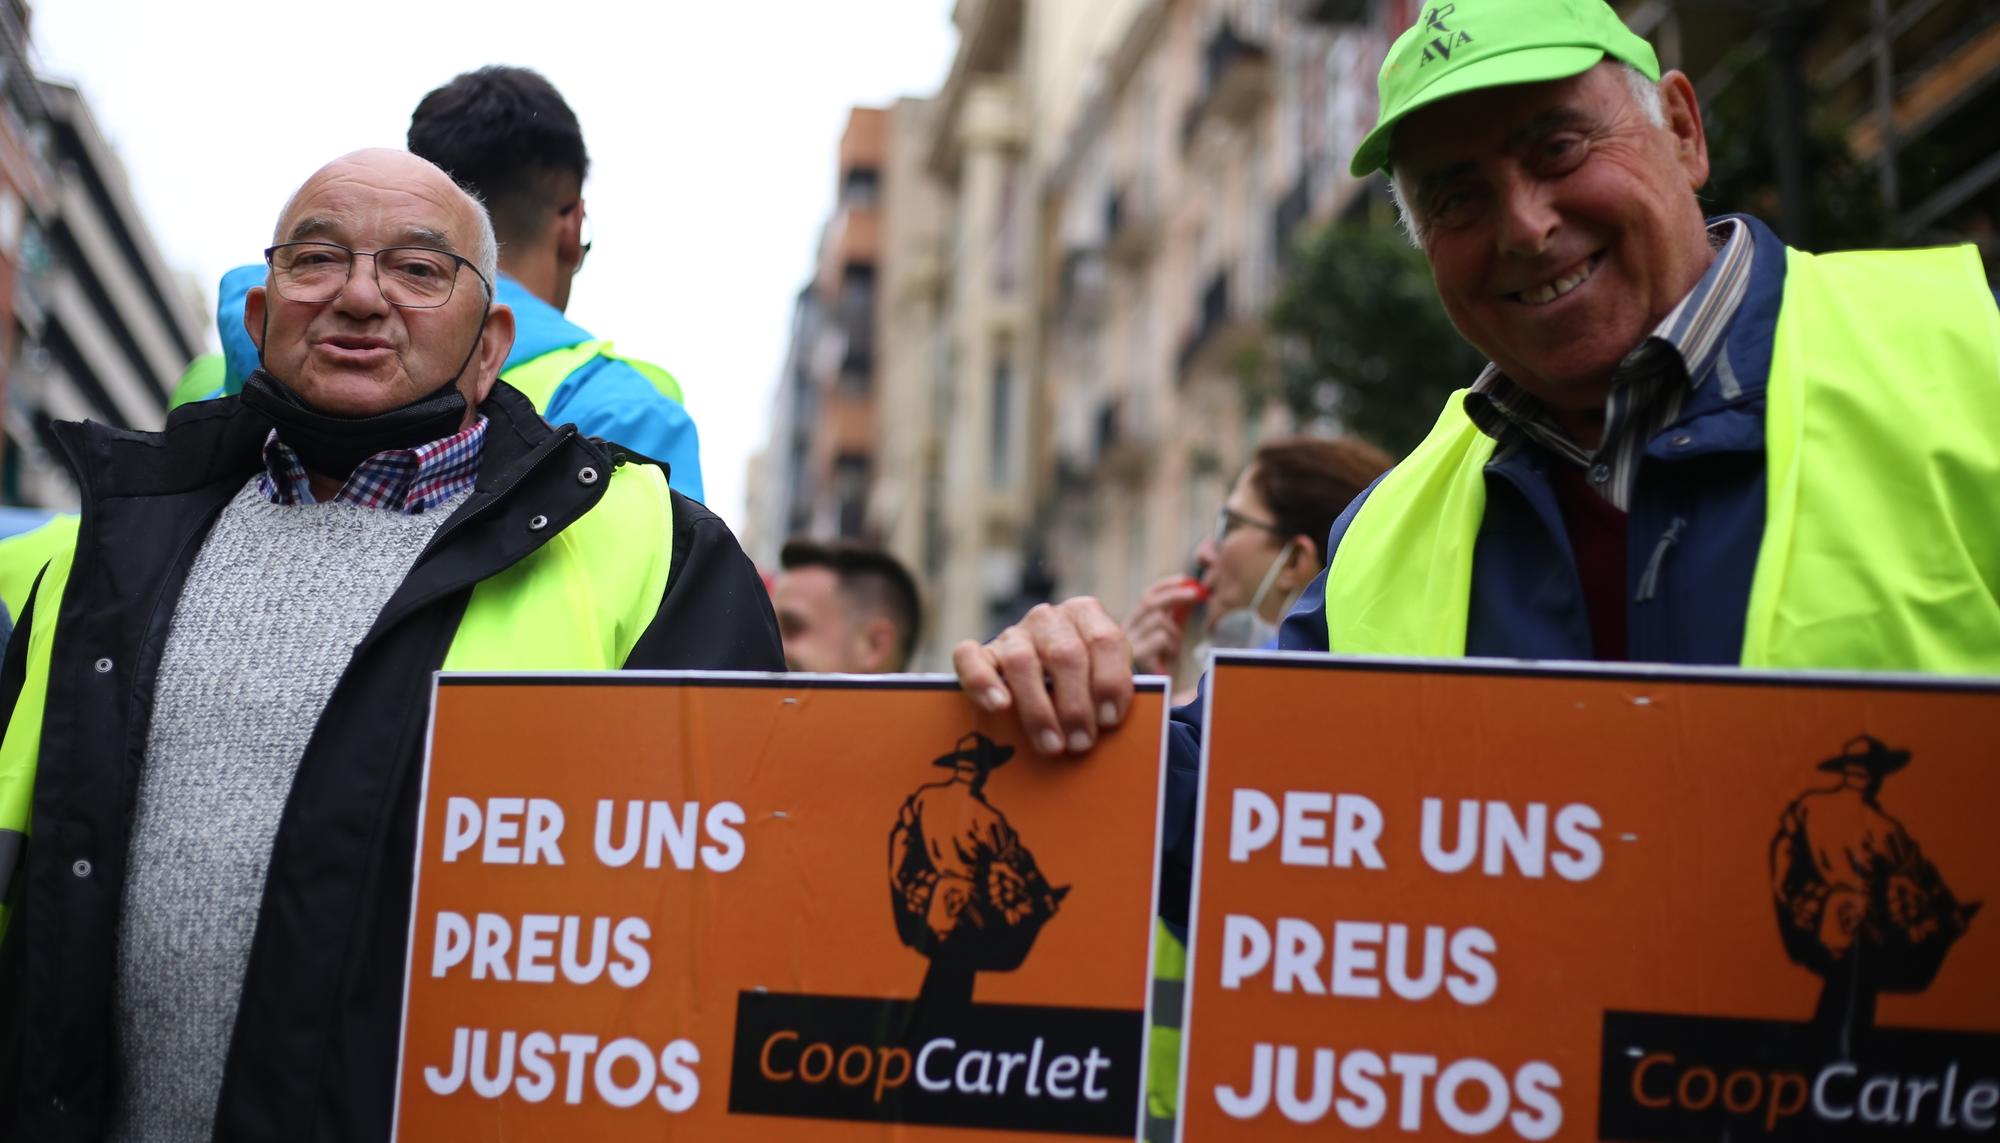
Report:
727,732,1141,1136
1599,735,1995,1140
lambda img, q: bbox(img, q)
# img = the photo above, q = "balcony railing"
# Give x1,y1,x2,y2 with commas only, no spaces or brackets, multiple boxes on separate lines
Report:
838,267,876,380
1272,172,1312,269
839,335,874,383
1094,388,1159,478
1187,271,1231,362
1057,247,1109,322
1103,181,1163,265
838,314,875,380
1286,0,1374,26
1177,268,1262,377
1183,17,1273,147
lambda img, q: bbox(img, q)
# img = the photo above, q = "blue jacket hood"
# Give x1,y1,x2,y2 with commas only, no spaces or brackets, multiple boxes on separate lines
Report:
218,264,268,395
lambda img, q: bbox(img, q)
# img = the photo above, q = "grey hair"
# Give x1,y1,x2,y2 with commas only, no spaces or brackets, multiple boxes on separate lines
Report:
461,189,501,294
1388,62,1666,249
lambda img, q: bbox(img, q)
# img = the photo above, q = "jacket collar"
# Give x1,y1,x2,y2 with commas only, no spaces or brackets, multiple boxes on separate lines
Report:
1674,212,1789,423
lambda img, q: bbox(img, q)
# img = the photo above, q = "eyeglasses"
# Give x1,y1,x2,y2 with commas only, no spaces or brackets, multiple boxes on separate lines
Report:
1214,505,1284,544
264,241,490,309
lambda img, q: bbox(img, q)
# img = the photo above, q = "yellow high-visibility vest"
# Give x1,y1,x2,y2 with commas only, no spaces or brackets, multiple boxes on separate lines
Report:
502,339,684,411
1325,244,2000,674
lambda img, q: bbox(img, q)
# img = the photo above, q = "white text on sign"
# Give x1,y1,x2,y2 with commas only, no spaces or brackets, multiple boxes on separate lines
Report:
1210,789,1606,1137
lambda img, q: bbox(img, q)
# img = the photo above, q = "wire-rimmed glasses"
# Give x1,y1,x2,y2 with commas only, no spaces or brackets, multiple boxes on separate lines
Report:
264,241,491,309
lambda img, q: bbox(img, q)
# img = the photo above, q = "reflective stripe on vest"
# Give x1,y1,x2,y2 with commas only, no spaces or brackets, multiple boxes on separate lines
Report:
0,515,81,623
1326,244,2000,673
502,340,685,415
1146,920,1188,1122
170,352,228,411
1324,390,1496,658
0,461,673,940
0,538,72,938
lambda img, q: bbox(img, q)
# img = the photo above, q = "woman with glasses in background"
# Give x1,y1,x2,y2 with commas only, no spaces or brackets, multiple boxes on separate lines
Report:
1124,435,1394,700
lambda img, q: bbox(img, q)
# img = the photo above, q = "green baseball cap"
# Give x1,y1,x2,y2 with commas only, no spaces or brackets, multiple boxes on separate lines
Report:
1349,0,1660,177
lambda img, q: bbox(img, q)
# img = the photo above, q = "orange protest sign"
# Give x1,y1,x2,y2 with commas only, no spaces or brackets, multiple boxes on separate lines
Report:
1180,653,1998,1141
392,674,1168,1141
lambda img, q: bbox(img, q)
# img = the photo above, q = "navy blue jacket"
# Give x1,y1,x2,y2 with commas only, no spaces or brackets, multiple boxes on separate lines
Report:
1159,215,1993,926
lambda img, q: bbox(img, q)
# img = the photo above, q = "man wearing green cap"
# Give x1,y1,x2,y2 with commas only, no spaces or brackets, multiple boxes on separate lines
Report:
959,5,1996,1126
953,0,1998,928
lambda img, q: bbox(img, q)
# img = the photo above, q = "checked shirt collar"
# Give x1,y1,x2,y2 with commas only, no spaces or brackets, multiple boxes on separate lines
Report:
1462,218,1754,510
256,415,486,514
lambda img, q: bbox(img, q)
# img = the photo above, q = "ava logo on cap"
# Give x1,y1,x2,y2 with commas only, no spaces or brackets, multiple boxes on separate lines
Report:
1419,4,1474,65
1348,0,1662,176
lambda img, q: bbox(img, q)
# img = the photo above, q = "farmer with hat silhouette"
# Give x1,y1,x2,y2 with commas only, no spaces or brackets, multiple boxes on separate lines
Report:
1771,735,1980,1038
888,733,1069,1012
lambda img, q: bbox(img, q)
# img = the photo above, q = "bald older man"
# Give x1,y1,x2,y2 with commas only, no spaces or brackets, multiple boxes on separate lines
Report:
957,0,1998,918
0,149,780,1141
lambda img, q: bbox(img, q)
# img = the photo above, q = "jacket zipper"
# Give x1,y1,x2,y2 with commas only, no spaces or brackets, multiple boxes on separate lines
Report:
1635,516,1688,603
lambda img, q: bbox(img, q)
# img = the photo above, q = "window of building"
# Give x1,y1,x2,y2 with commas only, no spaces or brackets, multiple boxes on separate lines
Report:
834,453,870,539
841,167,880,209
838,263,876,388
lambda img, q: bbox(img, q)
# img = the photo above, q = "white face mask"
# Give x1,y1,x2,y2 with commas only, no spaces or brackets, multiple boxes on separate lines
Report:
1201,539,1302,653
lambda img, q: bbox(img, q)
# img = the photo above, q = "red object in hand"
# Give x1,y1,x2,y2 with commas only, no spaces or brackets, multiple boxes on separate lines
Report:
1169,577,1211,624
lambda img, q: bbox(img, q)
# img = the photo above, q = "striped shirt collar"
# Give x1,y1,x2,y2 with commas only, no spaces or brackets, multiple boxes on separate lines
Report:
256,416,486,514
1462,218,1755,507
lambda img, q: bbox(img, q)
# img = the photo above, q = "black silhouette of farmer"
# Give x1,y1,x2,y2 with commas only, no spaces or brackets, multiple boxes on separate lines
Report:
1771,734,1980,1044
888,732,1069,1014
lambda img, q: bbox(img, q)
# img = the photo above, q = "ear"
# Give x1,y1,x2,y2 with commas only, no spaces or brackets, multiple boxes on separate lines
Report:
1278,536,1319,593
244,285,267,355
1658,70,1709,191
856,615,900,673
556,199,586,268
467,302,515,406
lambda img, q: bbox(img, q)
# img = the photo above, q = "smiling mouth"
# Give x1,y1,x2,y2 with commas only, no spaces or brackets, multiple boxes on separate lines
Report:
1512,252,1604,306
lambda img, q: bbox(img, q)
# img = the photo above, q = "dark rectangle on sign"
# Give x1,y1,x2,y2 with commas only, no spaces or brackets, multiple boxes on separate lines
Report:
1599,1010,2000,1140
728,991,1142,1136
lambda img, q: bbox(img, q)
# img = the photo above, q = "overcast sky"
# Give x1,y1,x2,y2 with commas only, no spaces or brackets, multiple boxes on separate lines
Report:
32,0,956,530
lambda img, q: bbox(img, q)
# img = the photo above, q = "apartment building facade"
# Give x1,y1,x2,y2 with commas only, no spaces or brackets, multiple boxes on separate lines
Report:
762,0,1415,656
1032,0,1416,621
3,72,203,509
846,0,1151,661
869,96,949,624
745,108,888,570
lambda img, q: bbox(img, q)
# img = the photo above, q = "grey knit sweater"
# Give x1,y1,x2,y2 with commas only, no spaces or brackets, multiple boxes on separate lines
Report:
108,480,465,1143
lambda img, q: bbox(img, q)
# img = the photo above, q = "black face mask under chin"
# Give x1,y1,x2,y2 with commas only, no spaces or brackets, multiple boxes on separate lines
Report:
239,370,469,480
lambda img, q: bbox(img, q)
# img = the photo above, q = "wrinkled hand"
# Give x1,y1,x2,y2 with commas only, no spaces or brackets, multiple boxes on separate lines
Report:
1124,575,1206,676
953,597,1134,757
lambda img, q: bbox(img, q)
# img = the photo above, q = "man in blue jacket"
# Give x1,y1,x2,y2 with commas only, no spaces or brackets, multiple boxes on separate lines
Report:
188,66,704,500
406,65,704,501
954,0,2000,931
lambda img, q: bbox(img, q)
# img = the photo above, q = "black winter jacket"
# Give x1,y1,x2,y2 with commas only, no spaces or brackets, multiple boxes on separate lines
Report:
0,382,783,1140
